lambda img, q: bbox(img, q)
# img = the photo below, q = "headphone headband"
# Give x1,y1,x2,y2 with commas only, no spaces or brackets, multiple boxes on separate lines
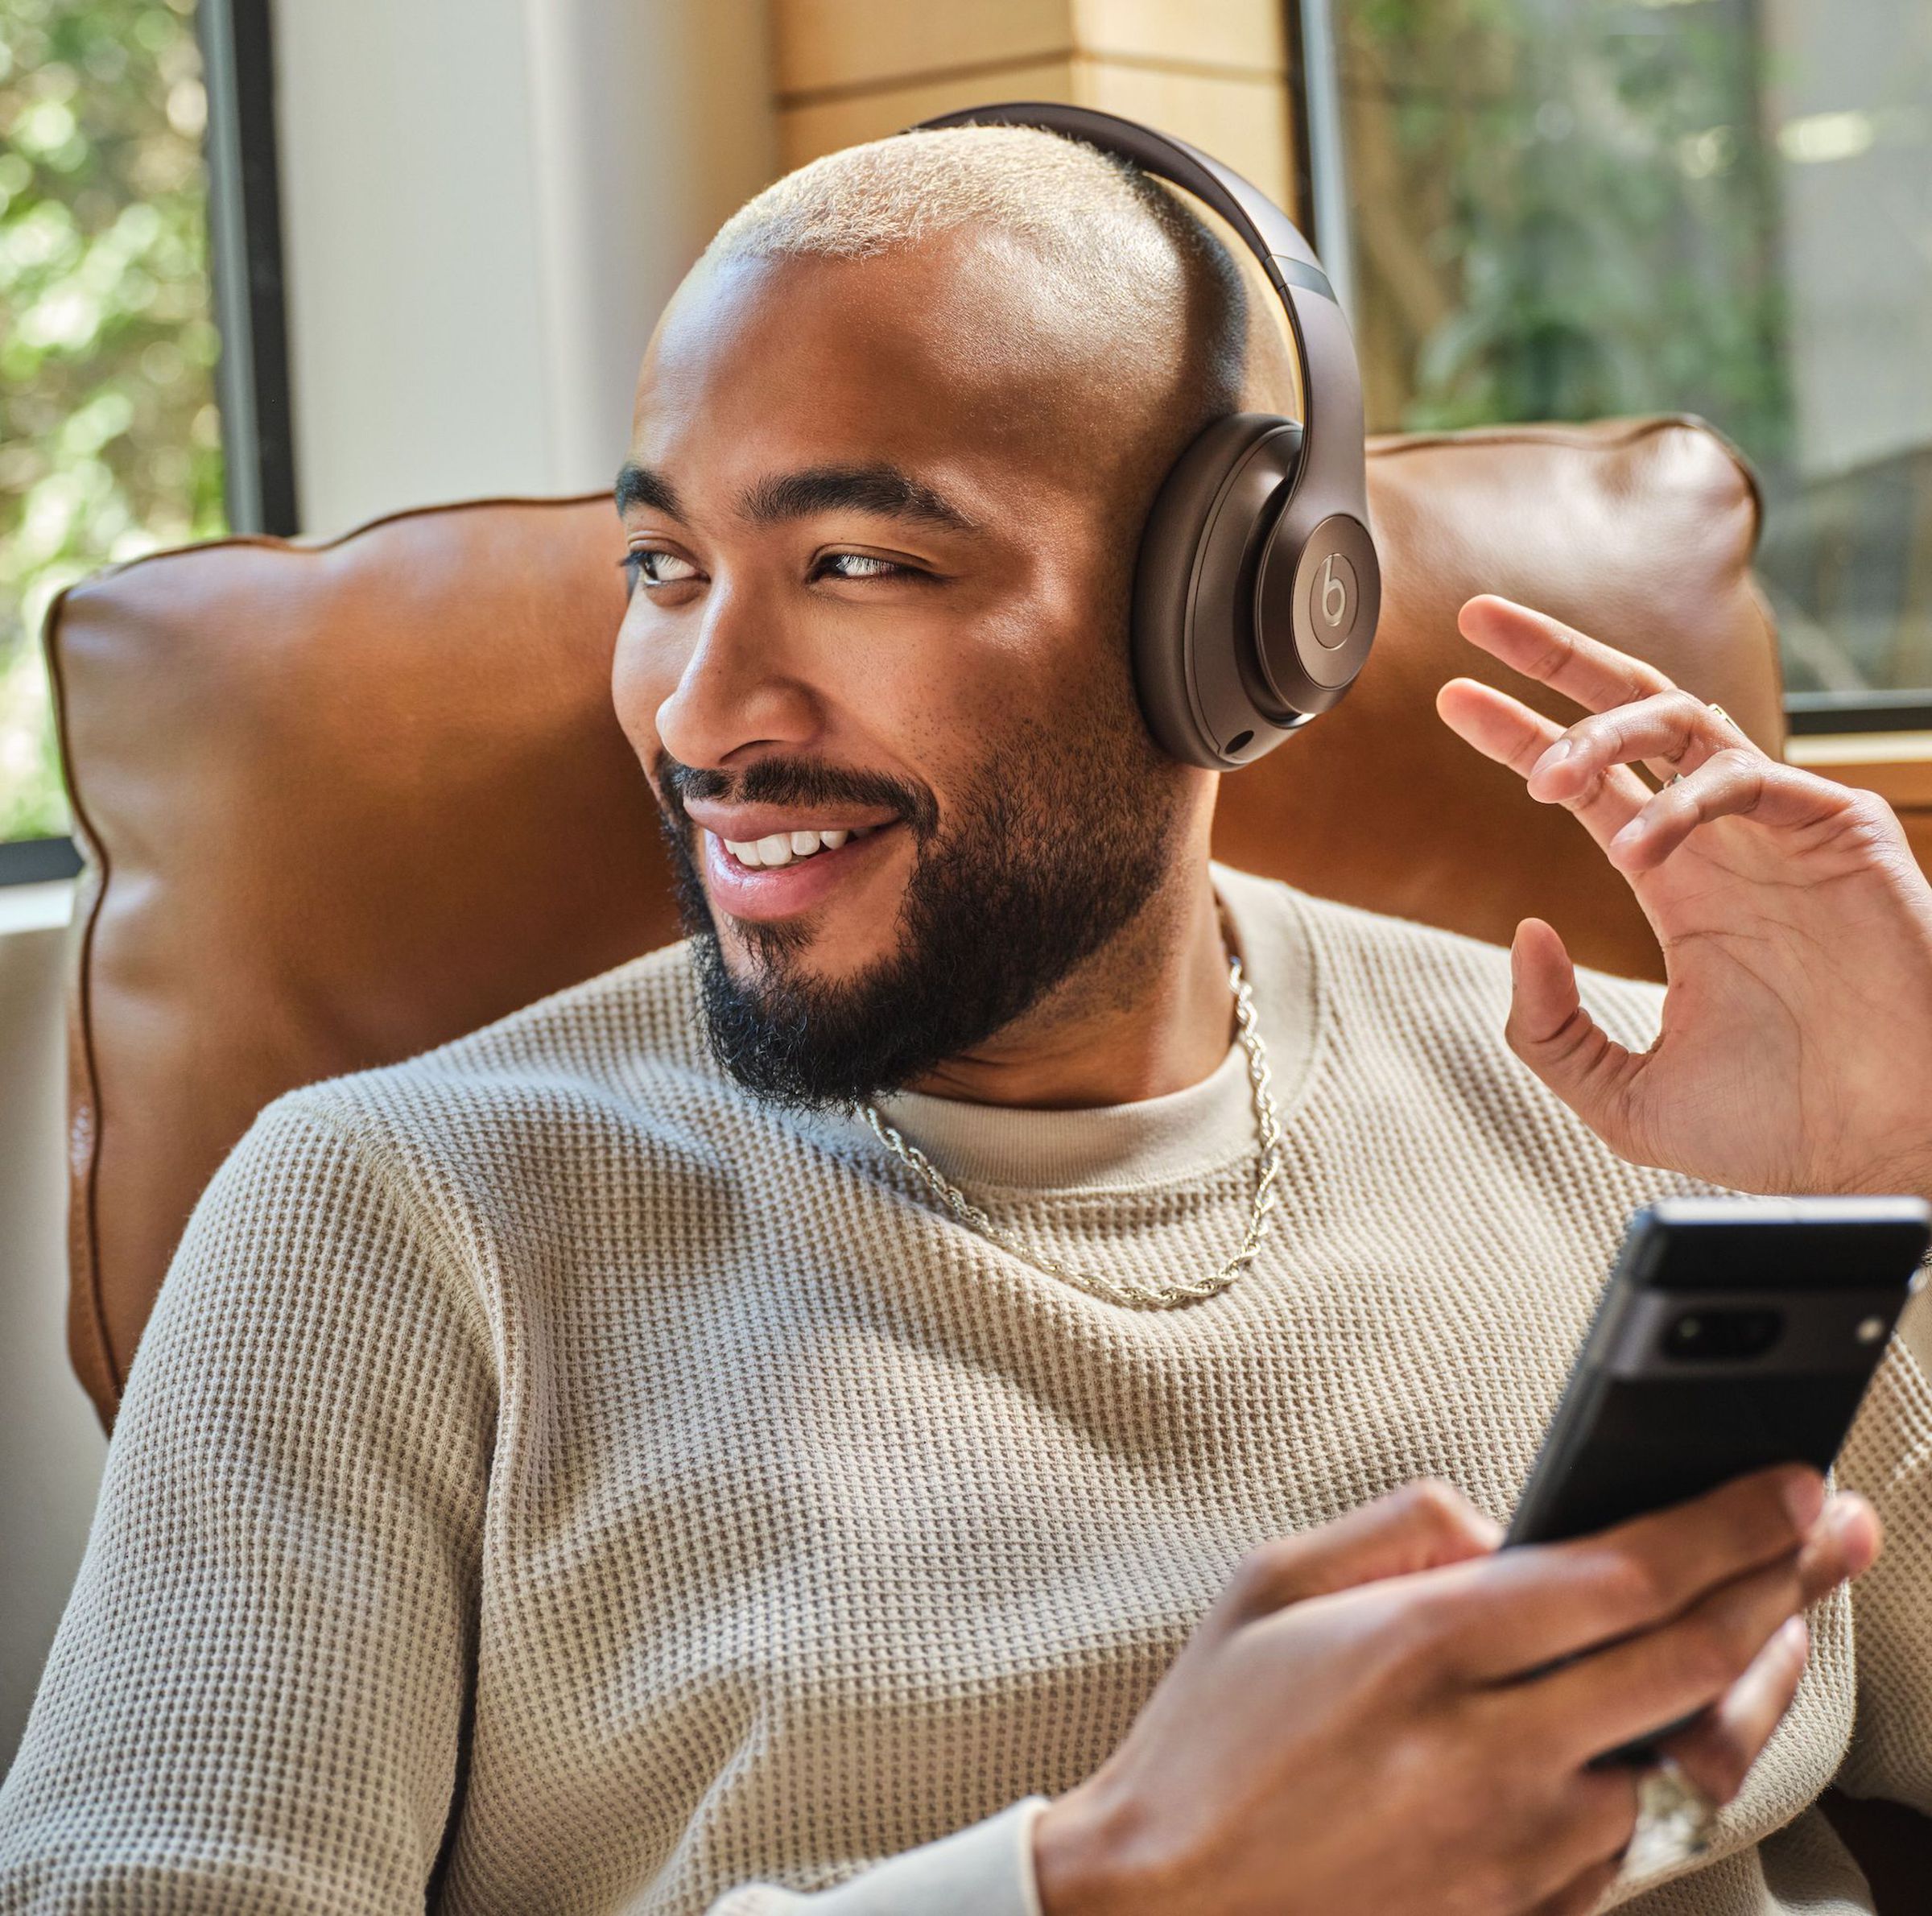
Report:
910,101,1368,531
908,101,1378,767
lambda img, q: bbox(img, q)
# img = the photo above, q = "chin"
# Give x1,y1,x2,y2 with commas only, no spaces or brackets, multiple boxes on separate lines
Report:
710,902,895,990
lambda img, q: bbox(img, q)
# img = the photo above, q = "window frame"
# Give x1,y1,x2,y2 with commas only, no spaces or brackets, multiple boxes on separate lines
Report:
2,0,297,887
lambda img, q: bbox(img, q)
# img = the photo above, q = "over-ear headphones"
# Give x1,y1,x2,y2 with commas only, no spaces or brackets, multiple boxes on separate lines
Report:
913,102,1380,770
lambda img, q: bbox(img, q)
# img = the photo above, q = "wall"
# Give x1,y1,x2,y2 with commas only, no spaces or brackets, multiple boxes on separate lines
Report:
0,893,107,1770
272,0,780,538
772,0,1295,204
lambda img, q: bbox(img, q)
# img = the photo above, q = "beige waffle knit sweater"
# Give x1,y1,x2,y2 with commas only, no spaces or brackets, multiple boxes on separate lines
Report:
4,865,1931,1915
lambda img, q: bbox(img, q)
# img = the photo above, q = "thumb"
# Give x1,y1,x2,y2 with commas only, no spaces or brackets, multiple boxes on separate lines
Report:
1224,1482,1502,1625
1505,918,1638,1149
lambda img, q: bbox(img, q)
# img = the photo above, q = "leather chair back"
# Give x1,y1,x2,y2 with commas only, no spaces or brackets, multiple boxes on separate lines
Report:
48,415,1778,1428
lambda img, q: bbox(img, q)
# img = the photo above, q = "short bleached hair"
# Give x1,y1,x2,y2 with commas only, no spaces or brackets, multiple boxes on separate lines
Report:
704,124,1252,423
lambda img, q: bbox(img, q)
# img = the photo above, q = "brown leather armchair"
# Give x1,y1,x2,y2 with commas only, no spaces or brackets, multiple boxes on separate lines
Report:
47,411,1932,1905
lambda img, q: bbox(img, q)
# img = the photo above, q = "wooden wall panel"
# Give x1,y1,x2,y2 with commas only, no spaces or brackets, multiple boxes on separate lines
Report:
1073,59,1292,204
779,61,1078,172
779,59,1292,205
773,0,1070,99
772,0,1297,206
1073,0,1287,71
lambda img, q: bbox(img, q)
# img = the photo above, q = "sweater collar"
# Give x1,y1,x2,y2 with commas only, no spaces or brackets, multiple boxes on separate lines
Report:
799,865,1318,1194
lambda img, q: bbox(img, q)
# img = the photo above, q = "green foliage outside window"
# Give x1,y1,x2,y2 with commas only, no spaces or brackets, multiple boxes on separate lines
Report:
1341,0,1790,459
0,0,222,845
1336,0,1932,698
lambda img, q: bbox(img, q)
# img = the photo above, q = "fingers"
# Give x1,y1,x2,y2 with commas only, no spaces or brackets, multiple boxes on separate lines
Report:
1512,1767,1640,1914
1532,1492,1877,1766
1435,676,1650,852
1444,1466,1825,1681
1503,919,1641,1146
1531,1551,1806,1764
1662,1615,1809,1807
1604,756,1867,874
1456,596,1678,716
1522,688,1748,805
1796,1492,1883,1597
1220,1480,1502,1625
1448,600,1885,882
1667,1508,1881,1802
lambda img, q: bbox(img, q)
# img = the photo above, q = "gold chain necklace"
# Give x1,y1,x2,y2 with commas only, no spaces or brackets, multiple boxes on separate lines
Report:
860,952,1283,1309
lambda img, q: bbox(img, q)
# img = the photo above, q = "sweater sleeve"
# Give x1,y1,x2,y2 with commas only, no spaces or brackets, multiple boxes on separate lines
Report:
704,1797,1051,1915
0,1092,496,1914
1831,1277,1932,1809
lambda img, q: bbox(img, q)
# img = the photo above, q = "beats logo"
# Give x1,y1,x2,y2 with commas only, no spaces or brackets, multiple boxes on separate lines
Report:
1309,550,1358,648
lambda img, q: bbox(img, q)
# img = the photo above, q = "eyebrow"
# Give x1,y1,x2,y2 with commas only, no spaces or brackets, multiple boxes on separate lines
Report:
742,464,977,533
614,462,683,518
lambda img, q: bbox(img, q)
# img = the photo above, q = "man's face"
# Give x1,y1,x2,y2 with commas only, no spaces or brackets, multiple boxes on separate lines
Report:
612,229,1208,1106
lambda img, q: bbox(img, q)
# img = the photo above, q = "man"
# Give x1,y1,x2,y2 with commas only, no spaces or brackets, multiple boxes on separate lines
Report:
2,122,1930,1915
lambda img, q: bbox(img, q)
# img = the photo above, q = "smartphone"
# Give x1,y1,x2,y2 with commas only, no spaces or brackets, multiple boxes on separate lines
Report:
1505,1195,1929,1763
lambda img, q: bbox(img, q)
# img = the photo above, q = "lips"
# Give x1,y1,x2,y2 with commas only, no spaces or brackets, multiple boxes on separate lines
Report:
699,820,903,923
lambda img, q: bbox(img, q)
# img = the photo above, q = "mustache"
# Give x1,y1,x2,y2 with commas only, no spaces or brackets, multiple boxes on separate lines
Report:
654,750,940,840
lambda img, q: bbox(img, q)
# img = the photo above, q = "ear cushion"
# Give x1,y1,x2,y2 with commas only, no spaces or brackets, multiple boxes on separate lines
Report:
1132,412,1306,768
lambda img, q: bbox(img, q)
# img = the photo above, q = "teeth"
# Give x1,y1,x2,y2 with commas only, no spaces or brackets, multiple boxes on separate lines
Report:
720,826,869,869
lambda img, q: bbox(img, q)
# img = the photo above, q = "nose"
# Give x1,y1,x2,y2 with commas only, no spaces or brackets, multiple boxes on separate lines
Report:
617,576,824,776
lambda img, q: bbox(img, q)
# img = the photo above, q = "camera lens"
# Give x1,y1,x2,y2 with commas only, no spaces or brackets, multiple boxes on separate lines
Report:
1663,1308,1782,1360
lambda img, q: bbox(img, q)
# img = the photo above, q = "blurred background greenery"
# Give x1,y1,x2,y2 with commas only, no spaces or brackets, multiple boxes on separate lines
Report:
1336,0,1932,702
0,0,221,844
1341,0,1790,452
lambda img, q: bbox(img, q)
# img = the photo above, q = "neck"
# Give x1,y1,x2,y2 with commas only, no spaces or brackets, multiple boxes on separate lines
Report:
905,856,1233,1110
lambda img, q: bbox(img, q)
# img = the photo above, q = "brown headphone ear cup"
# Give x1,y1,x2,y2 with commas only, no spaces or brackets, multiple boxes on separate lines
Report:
1132,412,1306,768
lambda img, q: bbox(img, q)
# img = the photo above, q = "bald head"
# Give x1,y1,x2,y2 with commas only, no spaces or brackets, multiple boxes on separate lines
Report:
709,127,1245,396
687,125,1260,514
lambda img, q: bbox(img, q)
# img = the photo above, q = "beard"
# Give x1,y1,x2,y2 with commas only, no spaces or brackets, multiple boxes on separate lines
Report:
654,699,1190,1112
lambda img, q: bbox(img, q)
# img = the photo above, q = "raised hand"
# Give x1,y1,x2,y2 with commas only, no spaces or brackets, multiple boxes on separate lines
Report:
1436,594,1932,1204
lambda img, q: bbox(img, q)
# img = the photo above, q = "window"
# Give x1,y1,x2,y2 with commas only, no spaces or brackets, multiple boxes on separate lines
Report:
0,0,224,860
1315,0,1932,729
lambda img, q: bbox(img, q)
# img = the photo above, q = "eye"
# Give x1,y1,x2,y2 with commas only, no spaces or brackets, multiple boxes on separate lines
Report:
813,551,914,583
620,547,702,591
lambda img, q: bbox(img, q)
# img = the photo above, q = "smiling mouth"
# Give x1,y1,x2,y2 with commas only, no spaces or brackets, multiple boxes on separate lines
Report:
718,824,886,869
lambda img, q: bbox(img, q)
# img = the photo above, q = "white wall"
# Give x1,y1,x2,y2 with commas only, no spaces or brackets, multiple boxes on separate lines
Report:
0,898,109,1771
272,0,781,536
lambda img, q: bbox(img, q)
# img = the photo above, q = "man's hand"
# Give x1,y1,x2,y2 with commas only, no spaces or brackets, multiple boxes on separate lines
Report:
1033,1470,1877,1916
1435,594,1932,1202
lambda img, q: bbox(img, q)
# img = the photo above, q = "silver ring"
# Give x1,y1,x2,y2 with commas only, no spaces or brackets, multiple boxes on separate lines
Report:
1621,1755,1719,1880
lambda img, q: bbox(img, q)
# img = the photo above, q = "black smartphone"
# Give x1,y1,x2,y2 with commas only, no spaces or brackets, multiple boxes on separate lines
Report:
1505,1195,1929,1763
